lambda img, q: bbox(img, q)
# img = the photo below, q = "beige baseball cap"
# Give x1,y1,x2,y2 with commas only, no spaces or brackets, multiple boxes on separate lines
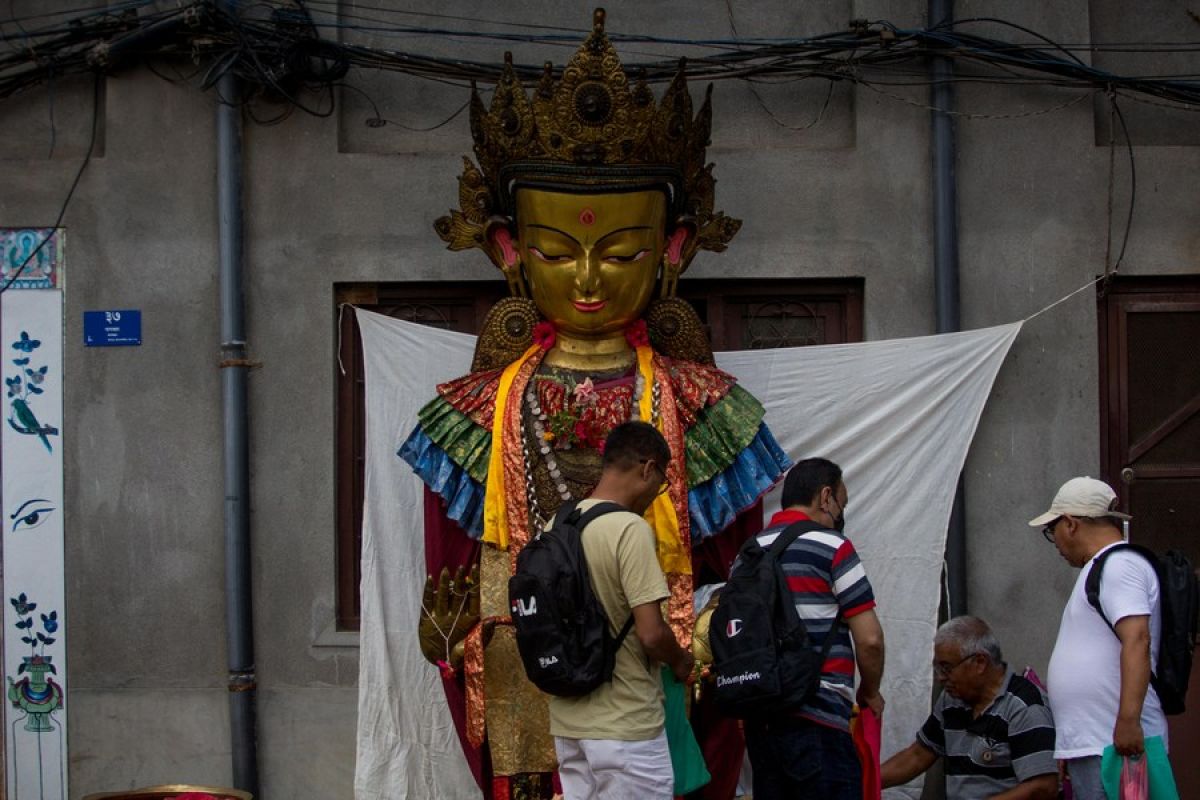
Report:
1028,476,1131,527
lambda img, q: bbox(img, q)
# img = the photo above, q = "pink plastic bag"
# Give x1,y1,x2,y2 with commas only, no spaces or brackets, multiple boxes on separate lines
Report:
1119,755,1149,800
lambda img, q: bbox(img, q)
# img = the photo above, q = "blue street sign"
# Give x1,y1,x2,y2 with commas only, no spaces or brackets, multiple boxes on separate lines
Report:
83,310,142,347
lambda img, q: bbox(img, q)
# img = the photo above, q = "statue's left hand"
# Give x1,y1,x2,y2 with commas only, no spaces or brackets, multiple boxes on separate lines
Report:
691,590,720,664
691,591,719,702
418,564,481,668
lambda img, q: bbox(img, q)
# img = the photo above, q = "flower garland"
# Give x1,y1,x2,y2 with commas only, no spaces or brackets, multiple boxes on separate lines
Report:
521,319,653,522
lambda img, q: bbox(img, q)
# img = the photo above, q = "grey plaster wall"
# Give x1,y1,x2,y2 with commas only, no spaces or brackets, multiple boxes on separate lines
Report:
0,1,1196,798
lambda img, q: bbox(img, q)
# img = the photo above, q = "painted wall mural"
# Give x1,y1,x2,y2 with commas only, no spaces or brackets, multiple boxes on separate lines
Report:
0,230,62,291
1,230,67,800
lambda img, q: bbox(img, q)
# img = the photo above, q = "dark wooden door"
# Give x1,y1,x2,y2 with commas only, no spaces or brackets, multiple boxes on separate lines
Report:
1100,275,1200,794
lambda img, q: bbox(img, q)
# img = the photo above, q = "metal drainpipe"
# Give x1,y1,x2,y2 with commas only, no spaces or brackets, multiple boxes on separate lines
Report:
216,9,260,794
930,0,968,616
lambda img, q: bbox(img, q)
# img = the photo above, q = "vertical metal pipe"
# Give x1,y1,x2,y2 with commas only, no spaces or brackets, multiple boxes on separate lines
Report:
930,0,967,616
216,14,260,795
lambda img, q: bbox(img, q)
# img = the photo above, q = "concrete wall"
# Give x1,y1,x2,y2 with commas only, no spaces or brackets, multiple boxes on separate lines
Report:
1,1,1196,797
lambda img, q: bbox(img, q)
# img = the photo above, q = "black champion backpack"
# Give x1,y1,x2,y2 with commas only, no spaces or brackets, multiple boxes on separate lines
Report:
710,520,838,718
509,501,634,697
1085,543,1199,715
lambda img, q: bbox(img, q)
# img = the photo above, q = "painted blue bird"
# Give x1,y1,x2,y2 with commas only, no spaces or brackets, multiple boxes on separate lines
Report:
8,398,57,453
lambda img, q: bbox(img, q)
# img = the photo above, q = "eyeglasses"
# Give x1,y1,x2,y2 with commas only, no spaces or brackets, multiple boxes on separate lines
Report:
932,653,977,679
640,459,671,497
1041,516,1063,544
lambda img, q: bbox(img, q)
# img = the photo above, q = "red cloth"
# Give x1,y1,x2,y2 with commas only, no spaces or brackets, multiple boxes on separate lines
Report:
423,489,488,794
691,498,764,585
851,706,882,800
767,509,814,526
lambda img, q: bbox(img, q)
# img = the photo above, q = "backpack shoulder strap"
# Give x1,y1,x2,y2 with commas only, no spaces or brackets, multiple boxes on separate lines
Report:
575,501,627,530
1085,542,1157,629
765,519,828,560
551,500,583,529
765,519,843,662
613,614,635,649
573,501,633,645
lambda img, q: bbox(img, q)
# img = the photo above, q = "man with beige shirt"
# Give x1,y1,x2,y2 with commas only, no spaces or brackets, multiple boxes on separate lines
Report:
548,421,695,799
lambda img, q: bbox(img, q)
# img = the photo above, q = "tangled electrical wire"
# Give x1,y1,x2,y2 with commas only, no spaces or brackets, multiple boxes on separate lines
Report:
1,0,1195,290
2,1,1199,113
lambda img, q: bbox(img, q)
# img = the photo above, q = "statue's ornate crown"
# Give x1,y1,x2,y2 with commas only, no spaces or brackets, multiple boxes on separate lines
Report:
434,8,741,284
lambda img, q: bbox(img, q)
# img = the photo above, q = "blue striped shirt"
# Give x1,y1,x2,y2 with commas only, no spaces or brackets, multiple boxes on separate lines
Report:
756,510,877,730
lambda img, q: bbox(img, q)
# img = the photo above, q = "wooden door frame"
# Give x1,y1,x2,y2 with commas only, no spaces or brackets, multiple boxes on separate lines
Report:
1097,274,1200,506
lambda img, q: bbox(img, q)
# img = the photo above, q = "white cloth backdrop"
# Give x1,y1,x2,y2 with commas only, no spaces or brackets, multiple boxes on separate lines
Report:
354,309,1021,800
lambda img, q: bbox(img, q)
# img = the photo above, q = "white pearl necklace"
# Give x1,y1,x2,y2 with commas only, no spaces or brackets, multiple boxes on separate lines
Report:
521,365,653,527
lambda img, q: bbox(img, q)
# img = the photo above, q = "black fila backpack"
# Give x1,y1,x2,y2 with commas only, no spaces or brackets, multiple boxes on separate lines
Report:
509,501,634,697
710,519,837,717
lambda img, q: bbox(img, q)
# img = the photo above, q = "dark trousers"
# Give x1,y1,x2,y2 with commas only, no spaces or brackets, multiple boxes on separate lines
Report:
744,715,862,800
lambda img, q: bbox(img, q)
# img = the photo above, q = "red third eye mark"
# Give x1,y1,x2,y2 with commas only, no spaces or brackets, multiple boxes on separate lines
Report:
579,207,596,226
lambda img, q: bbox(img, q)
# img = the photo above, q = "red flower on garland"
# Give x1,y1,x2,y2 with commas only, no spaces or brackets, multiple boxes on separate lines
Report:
532,321,556,350
573,421,591,445
624,319,649,348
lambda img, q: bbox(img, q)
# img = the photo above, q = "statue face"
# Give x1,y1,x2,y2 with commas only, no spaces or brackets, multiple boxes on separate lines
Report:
516,188,666,338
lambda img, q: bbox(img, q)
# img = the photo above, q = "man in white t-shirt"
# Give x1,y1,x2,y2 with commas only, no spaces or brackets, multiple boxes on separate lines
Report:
1030,476,1170,800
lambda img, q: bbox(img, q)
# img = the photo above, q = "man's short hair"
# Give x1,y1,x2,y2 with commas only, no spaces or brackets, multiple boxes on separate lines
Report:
602,421,670,471
781,458,843,508
934,616,1004,664
1077,515,1125,533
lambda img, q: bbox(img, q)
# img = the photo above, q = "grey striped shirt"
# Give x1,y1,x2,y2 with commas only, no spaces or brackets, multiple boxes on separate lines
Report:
917,669,1057,798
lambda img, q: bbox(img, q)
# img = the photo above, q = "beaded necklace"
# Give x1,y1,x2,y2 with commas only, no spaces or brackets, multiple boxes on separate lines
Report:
521,363,660,528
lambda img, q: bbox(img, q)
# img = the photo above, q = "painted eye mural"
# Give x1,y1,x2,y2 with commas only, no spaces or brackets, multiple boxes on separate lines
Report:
9,498,55,533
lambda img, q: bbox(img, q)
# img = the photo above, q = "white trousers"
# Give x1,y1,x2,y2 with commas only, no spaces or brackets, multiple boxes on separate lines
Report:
554,729,674,800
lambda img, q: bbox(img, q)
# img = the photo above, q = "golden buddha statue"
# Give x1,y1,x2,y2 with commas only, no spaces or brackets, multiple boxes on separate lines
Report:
401,10,790,798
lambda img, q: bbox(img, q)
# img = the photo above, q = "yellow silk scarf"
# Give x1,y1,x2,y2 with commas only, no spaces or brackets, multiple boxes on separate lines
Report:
637,345,690,575
482,344,542,550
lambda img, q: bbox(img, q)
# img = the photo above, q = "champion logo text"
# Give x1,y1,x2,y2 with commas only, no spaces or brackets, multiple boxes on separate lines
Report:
717,671,762,688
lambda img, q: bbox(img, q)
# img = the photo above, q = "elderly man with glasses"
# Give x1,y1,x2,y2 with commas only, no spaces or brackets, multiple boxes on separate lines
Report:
881,616,1058,799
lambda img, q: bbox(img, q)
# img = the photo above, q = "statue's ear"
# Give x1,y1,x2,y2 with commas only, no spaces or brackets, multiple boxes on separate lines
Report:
486,221,520,268
665,225,692,268
483,218,527,297
659,224,695,298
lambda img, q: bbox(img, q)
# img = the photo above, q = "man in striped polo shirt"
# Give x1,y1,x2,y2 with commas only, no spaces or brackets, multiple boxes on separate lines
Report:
742,458,885,800
881,616,1058,799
